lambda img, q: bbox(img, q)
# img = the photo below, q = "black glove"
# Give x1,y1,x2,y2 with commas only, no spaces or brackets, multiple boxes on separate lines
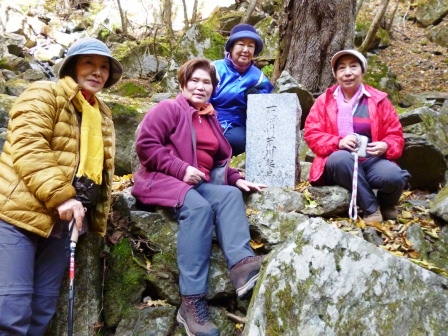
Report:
244,87,260,99
73,175,100,209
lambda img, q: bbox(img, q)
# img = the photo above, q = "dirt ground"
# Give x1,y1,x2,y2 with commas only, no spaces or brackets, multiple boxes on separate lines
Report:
362,1,447,97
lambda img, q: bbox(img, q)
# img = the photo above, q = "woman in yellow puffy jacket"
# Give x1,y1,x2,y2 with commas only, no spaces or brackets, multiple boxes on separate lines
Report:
0,37,122,335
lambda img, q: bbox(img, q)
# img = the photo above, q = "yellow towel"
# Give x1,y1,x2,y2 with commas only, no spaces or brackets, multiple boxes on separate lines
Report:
72,90,104,184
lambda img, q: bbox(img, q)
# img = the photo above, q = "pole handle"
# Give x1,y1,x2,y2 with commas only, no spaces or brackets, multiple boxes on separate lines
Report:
69,218,79,243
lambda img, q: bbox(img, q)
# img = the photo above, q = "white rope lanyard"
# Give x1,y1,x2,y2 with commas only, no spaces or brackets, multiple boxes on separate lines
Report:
349,149,359,220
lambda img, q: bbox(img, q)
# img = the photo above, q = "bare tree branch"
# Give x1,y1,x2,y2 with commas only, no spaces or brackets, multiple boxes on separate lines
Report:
191,0,199,25
241,0,259,24
116,0,128,36
356,0,365,17
385,0,400,32
181,0,189,29
358,0,390,53
225,312,247,324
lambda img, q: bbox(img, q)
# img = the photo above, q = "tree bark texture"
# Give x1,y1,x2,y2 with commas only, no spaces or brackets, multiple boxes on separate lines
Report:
163,0,174,38
181,0,189,29
116,0,128,36
191,0,198,25
273,0,357,94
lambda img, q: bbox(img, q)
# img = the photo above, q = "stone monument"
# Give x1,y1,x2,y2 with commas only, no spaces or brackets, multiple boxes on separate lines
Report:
245,93,302,187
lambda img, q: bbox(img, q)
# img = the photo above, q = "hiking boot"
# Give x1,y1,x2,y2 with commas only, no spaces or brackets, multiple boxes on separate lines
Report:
229,255,266,298
363,208,383,224
381,205,398,220
177,294,220,336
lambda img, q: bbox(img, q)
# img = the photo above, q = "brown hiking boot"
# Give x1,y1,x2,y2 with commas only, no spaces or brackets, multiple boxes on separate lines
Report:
177,294,220,336
229,255,266,298
381,205,398,220
363,208,383,224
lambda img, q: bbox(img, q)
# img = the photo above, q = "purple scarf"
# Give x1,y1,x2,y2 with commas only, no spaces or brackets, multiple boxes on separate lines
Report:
336,84,363,137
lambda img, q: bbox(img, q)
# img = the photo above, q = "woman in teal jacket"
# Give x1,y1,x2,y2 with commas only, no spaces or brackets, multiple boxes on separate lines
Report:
210,23,274,156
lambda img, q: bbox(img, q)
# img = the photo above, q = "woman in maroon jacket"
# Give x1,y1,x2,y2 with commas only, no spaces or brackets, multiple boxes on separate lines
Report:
132,58,266,336
304,50,409,224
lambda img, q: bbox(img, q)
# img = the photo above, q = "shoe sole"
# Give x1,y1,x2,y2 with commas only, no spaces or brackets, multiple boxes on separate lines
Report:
236,272,259,298
177,311,194,336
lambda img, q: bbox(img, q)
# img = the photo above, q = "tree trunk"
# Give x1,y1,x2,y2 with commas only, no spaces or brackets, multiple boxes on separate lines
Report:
241,0,259,24
191,0,199,25
181,0,189,29
163,0,174,39
358,0,390,53
273,0,357,94
356,0,365,17
116,0,128,36
385,0,400,31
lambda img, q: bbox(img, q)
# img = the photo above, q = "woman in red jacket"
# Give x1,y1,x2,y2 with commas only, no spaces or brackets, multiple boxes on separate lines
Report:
304,50,409,224
132,58,266,336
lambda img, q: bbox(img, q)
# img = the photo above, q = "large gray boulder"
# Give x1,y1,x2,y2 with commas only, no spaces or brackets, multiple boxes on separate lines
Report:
415,0,448,27
243,218,448,336
427,18,448,49
396,134,447,192
275,71,315,129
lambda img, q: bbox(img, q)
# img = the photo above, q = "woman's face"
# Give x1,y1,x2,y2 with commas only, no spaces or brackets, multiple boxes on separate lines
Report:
181,68,214,109
75,54,110,99
230,38,256,67
335,55,364,95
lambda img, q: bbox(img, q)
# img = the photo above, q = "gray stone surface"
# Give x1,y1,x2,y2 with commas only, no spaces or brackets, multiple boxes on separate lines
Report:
415,0,448,27
246,93,301,187
243,218,448,336
396,133,447,191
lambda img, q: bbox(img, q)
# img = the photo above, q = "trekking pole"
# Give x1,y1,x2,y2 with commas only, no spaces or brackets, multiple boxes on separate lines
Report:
68,219,79,336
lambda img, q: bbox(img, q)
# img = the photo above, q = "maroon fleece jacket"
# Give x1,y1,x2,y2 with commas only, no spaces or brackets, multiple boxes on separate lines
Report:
132,94,242,207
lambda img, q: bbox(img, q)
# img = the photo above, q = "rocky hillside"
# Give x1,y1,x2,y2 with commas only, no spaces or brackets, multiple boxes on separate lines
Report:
360,0,447,98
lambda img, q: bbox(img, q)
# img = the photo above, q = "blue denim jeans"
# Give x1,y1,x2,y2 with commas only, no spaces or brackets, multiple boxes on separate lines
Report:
0,219,69,336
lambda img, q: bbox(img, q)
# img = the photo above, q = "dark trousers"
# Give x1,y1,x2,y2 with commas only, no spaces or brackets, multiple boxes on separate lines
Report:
174,182,254,295
0,219,69,336
323,150,410,215
223,125,246,156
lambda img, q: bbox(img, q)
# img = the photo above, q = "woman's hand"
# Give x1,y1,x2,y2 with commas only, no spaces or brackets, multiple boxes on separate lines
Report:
183,166,206,185
55,198,86,231
235,179,267,192
367,141,388,157
338,134,358,152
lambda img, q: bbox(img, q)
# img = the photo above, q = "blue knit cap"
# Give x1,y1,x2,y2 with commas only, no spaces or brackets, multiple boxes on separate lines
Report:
225,24,264,56
58,37,123,88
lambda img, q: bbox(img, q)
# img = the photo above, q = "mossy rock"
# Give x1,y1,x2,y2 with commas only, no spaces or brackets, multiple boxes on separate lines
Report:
103,238,148,328
175,23,227,63
363,55,402,104
354,20,371,47
146,252,180,305
254,17,278,60
112,38,171,65
377,27,390,48
113,81,150,98
205,9,243,34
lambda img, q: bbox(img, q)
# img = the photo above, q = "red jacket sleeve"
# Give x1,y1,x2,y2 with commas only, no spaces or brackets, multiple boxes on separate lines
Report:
304,95,341,157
